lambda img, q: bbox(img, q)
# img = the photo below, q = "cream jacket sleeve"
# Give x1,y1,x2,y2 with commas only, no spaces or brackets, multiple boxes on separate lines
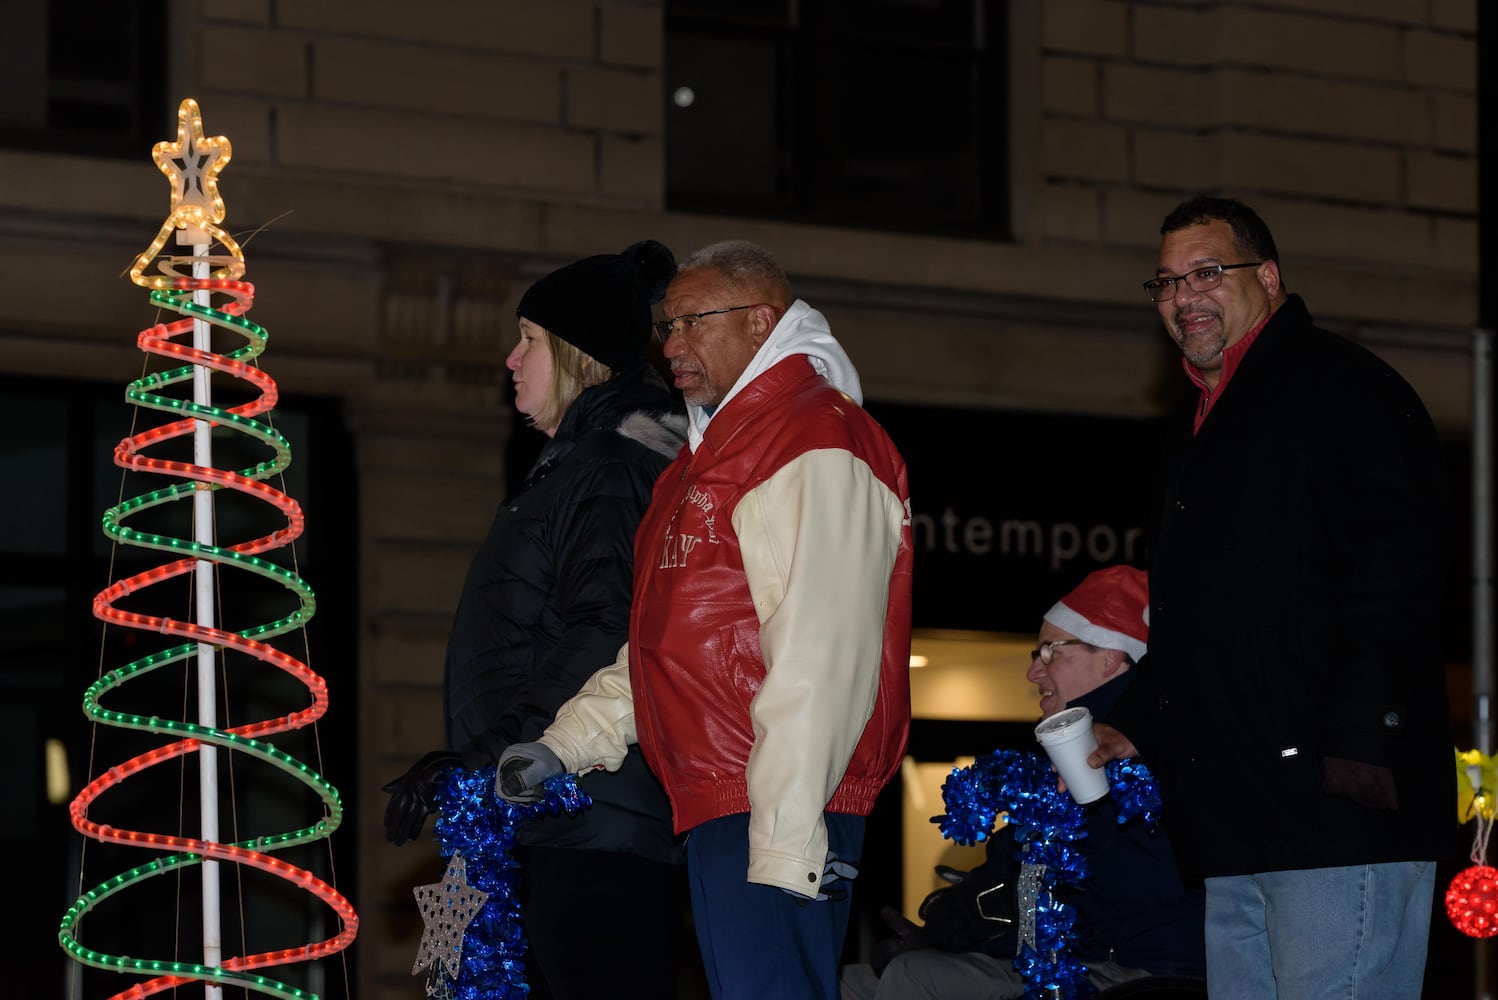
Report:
734,448,905,896
539,641,638,774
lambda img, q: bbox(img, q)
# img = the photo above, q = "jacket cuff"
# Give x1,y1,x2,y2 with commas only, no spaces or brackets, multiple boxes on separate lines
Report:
537,733,583,775
748,849,822,897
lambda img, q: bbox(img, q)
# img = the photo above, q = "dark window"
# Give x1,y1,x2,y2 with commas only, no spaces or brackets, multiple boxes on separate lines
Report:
0,1,166,158
665,0,1009,240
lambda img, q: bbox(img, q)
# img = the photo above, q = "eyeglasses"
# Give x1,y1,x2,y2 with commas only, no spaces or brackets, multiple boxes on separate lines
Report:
1142,262,1263,303
653,304,759,343
1029,639,1085,665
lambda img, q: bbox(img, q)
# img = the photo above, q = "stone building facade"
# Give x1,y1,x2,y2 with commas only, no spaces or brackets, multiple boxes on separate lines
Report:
0,2,1476,998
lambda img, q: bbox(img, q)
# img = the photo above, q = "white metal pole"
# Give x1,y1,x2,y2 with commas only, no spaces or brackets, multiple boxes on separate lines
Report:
188,233,223,1000
1475,326,1495,1000
1476,326,1494,754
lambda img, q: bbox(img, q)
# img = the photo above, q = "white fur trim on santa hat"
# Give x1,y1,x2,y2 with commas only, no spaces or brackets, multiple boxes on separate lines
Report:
1043,602,1148,662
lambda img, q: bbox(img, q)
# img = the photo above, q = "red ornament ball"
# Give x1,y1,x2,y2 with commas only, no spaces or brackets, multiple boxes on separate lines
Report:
1447,865,1498,938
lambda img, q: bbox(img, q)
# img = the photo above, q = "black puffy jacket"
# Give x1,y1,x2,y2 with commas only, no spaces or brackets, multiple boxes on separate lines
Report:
443,362,686,860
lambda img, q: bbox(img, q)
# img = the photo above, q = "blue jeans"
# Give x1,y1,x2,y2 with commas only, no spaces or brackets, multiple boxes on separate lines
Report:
687,811,865,1000
1204,862,1437,999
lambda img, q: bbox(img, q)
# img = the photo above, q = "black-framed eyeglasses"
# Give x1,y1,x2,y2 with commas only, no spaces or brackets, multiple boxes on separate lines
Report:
653,304,759,343
1142,262,1263,303
1029,639,1085,665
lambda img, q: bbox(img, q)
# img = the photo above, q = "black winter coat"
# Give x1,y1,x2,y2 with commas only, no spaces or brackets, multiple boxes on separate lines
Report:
443,362,686,861
1108,294,1459,880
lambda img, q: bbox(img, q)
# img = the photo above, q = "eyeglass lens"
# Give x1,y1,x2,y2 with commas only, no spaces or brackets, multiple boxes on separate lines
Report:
1145,268,1224,302
1029,639,1082,664
654,304,759,343
1145,262,1263,303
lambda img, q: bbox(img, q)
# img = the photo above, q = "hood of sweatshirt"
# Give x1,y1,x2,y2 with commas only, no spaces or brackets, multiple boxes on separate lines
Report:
686,298,862,452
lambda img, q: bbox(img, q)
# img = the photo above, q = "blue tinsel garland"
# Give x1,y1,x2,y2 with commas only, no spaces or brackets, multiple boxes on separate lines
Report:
936,751,1160,1000
433,765,592,999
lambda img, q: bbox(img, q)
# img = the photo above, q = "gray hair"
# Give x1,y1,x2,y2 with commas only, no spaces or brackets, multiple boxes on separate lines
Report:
678,240,792,304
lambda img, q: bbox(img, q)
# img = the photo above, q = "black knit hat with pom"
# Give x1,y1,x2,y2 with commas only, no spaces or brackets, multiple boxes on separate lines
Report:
515,239,676,371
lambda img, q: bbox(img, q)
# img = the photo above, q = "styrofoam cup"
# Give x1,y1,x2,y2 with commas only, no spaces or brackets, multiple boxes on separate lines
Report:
1034,706,1109,805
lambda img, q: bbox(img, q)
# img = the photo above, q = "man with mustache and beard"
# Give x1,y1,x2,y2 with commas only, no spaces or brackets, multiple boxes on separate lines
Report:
496,239,914,1000
1085,195,1457,999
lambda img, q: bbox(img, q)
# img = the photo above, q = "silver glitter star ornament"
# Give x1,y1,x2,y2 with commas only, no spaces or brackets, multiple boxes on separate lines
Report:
1017,860,1046,953
413,852,490,981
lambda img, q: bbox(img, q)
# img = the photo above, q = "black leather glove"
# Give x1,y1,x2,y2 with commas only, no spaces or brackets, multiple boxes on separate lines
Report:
1323,755,1399,811
870,905,936,975
916,863,1016,952
496,741,565,803
381,750,462,846
865,863,1014,976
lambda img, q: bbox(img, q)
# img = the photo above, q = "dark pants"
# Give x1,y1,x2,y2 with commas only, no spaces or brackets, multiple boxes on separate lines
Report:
515,844,685,1000
687,811,865,1000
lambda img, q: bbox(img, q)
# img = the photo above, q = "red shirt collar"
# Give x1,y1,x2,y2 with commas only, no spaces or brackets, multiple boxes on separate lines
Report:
1185,311,1273,431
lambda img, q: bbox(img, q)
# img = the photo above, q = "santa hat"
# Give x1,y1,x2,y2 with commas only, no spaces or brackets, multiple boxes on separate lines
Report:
516,239,676,371
1042,565,1149,662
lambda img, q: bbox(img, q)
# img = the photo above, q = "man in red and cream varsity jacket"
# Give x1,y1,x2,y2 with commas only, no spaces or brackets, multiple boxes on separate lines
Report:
502,239,913,1000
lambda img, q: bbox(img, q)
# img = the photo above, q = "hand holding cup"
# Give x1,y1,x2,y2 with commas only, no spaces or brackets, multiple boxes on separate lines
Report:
1035,706,1110,804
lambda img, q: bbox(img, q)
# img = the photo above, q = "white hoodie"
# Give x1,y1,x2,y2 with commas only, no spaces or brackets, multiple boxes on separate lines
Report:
686,298,862,453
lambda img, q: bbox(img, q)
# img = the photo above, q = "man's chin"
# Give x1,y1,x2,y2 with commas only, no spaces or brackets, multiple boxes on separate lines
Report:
673,372,707,402
1176,331,1226,368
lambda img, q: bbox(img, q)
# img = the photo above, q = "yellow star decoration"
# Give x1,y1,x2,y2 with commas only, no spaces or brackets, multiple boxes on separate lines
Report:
412,852,490,983
129,97,244,289
154,96,231,226
1457,747,1497,824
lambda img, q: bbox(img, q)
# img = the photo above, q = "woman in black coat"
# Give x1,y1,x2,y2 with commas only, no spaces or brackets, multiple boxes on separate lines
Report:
384,240,688,999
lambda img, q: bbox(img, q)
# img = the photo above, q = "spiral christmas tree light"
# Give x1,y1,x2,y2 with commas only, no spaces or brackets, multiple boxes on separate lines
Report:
59,98,357,999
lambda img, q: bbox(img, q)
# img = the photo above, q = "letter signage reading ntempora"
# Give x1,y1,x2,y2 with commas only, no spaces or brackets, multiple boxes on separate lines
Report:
865,402,1162,634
